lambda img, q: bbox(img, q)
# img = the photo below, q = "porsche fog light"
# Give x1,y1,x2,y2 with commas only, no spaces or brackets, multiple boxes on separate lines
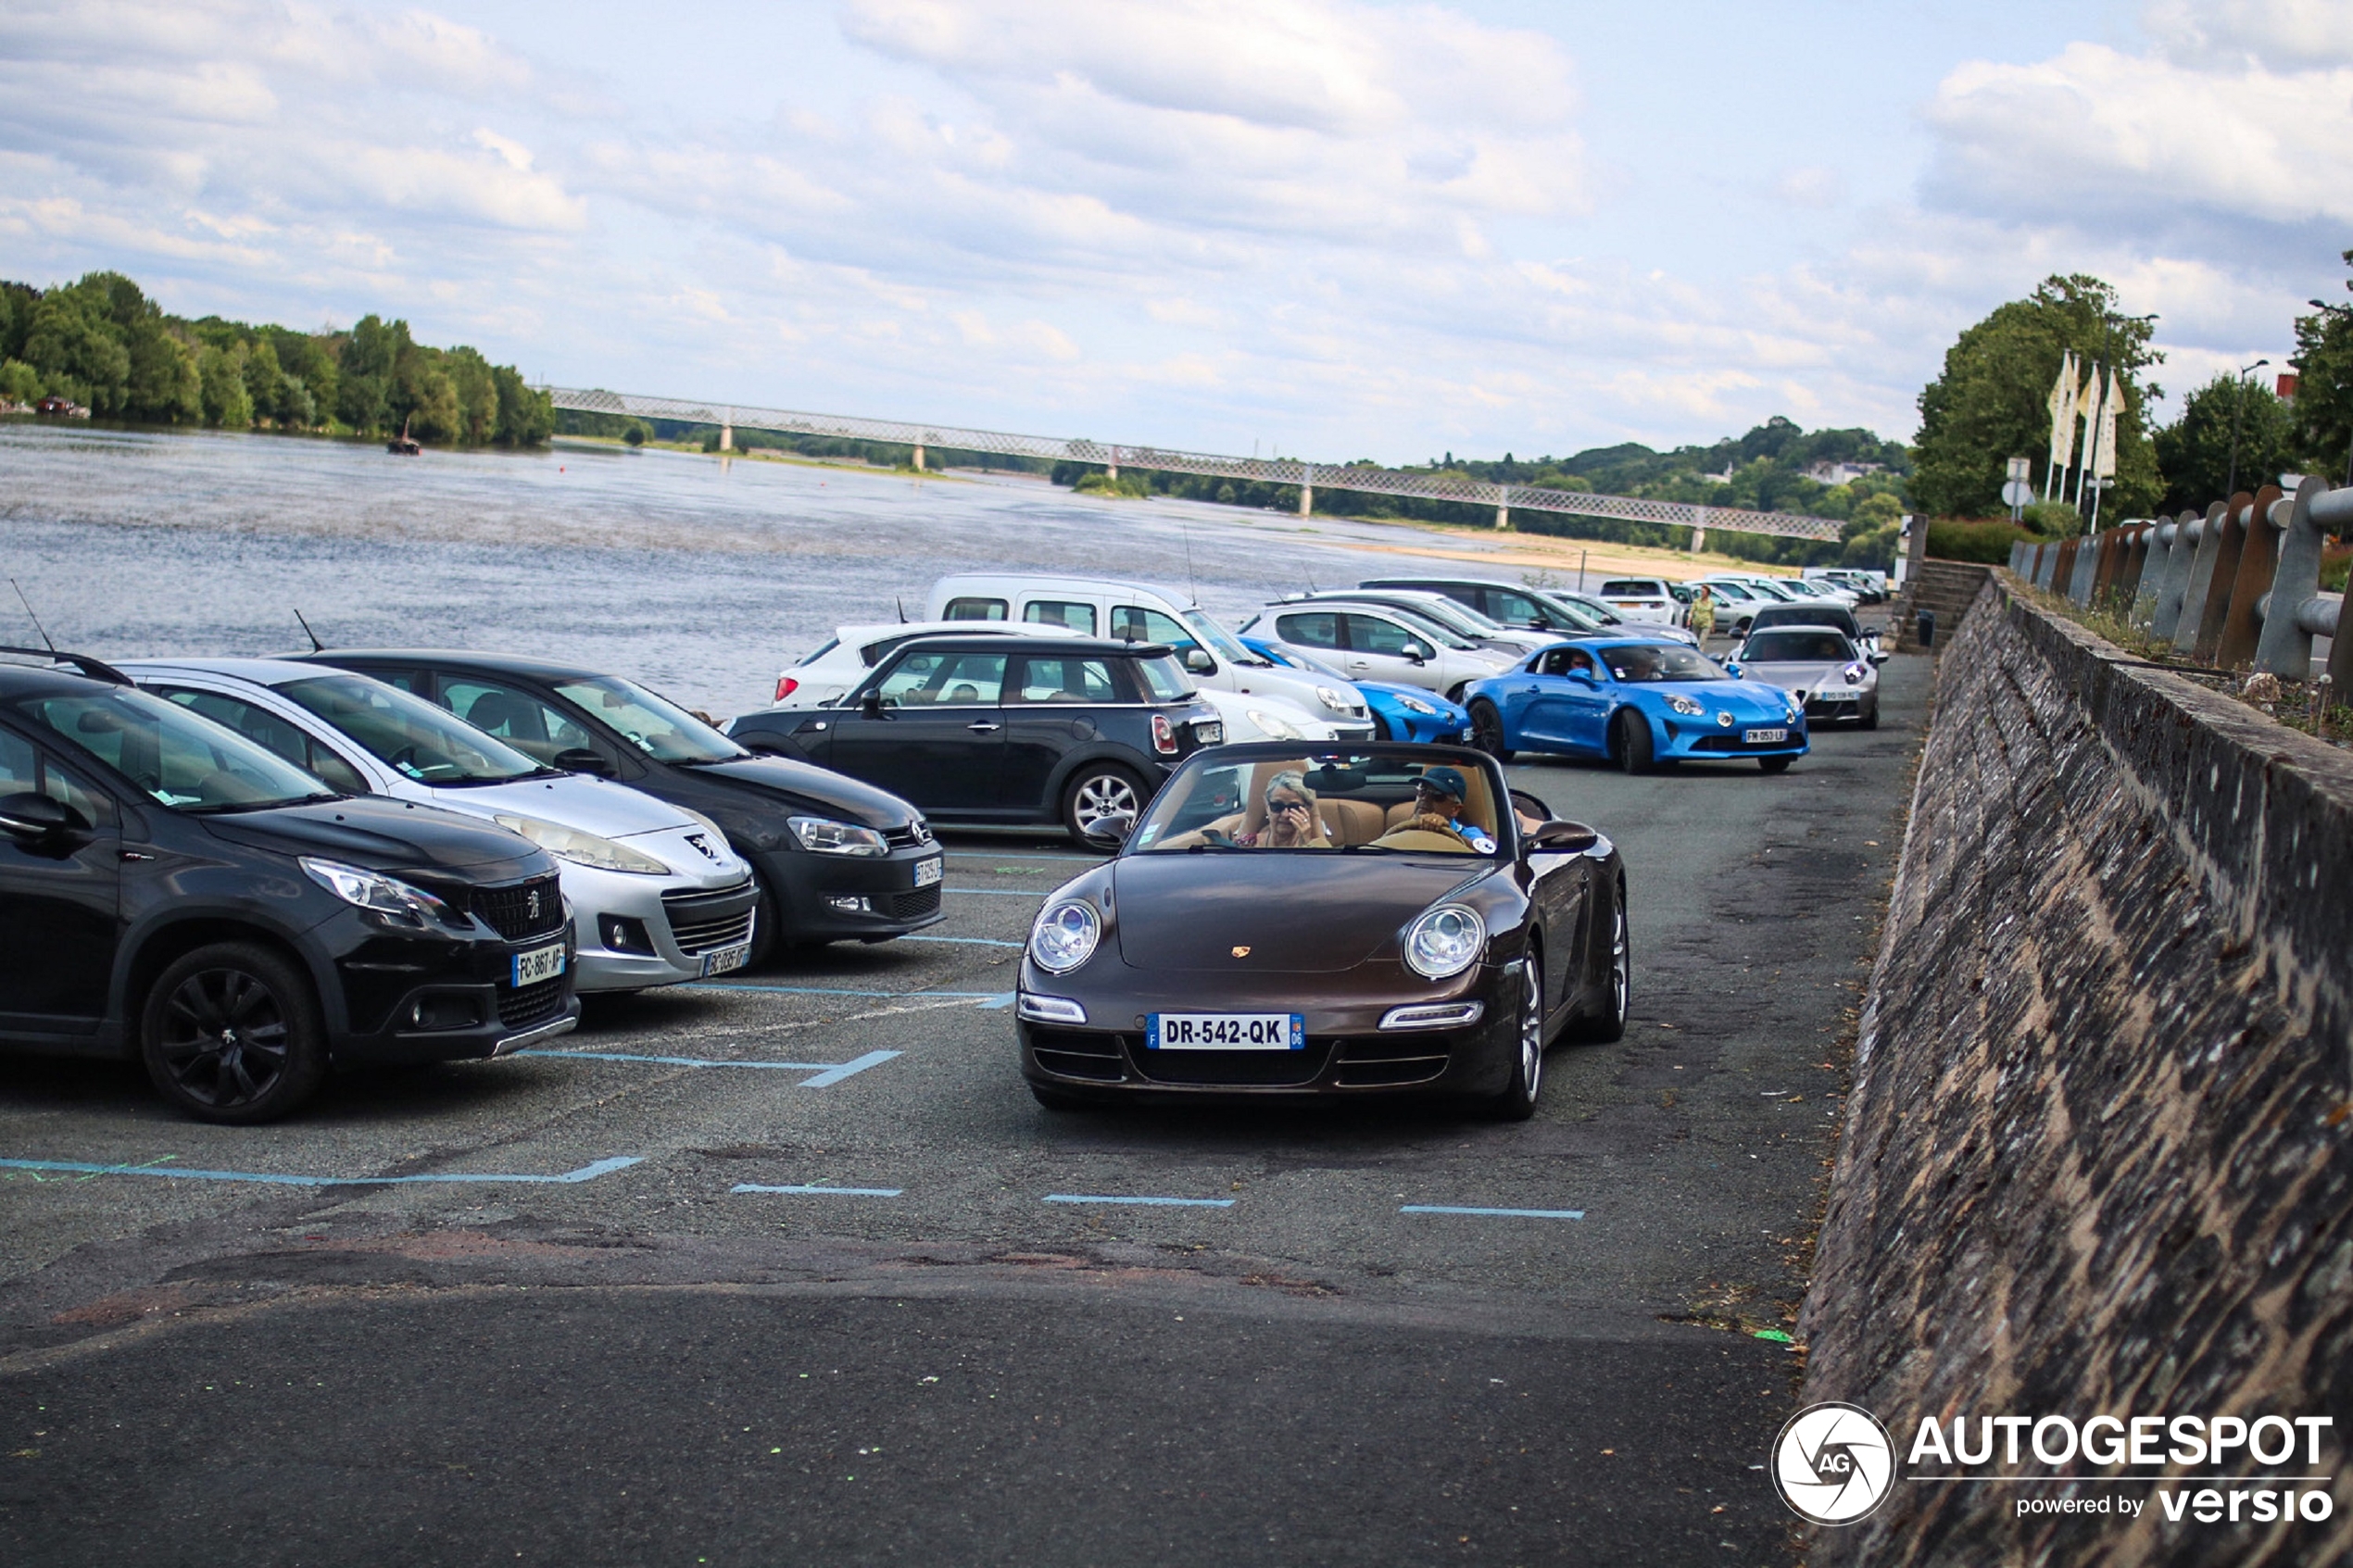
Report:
1029,900,1101,973
1403,903,1485,980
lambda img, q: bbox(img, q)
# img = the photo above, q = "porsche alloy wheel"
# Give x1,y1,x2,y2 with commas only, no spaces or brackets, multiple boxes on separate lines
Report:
1469,700,1514,763
1484,952,1543,1121
1063,765,1144,846
1575,891,1629,1043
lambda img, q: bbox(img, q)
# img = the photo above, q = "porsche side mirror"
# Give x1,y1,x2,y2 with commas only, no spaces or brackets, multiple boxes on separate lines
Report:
1181,648,1215,675
1081,812,1133,849
553,747,617,779
861,689,885,716
1527,820,1598,853
1868,650,1888,666
0,792,85,843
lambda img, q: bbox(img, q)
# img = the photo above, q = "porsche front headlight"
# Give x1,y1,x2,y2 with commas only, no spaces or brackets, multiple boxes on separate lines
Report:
1403,903,1486,980
1029,899,1101,973
492,813,671,874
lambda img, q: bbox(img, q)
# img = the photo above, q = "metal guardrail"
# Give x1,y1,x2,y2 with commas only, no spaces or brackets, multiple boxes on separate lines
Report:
2009,478,2349,690
542,385,1849,546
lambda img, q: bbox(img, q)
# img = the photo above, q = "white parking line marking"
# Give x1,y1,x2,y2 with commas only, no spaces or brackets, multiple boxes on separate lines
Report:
899,934,1024,947
1399,1204,1585,1220
1044,1194,1236,1208
732,1184,902,1198
0,1156,641,1187
512,1047,900,1086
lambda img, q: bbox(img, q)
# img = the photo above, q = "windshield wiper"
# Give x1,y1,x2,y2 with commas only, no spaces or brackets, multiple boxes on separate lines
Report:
182,792,340,815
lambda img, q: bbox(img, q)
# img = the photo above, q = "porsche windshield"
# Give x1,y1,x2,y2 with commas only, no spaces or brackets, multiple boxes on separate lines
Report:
1744,631,1857,663
1129,752,1503,856
1601,645,1725,684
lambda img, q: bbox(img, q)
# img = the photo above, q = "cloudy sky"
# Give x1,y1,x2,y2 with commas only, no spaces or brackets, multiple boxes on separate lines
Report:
1,0,2347,462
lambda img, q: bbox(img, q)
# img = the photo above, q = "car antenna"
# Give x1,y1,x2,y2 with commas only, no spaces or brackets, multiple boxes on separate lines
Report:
9,580,56,652
895,596,908,625
1181,514,1199,605
293,608,324,652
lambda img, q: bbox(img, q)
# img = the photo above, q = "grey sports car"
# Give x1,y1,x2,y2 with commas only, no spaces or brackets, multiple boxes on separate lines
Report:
1723,627,1883,728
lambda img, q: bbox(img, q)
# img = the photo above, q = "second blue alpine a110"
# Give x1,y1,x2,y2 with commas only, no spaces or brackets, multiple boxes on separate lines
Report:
1464,637,1809,774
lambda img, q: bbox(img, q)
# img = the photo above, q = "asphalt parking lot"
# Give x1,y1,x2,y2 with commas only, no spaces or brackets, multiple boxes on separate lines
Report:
0,654,1928,1567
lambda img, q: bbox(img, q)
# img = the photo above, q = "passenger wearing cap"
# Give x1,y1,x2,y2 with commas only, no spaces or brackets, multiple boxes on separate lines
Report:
1402,766,1496,852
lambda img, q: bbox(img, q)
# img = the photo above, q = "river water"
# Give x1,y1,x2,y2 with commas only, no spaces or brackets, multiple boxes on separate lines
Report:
1,423,1540,716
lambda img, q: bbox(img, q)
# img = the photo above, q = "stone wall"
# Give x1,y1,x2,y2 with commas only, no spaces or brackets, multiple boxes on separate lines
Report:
1799,572,2353,1564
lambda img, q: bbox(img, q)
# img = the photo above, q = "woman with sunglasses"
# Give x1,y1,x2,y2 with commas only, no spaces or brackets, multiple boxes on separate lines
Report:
1233,769,1331,848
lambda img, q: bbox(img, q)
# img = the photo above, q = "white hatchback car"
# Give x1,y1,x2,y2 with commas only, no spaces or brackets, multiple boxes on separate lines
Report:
1592,578,1688,627
122,659,759,995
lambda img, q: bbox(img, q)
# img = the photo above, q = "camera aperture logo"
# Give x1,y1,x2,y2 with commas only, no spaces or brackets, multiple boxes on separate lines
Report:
1774,1402,1895,1524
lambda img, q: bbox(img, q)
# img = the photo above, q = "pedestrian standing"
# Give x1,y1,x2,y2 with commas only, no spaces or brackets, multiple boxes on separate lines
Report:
1689,585,1717,644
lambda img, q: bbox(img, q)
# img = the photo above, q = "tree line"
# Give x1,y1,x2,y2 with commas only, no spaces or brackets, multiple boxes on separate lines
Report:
1909,259,2353,528
0,270,552,446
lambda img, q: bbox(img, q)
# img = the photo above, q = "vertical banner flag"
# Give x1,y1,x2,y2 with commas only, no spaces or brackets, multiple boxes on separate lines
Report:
2072,363,2104,505
2094,369,2120,484
2046,351,2078,499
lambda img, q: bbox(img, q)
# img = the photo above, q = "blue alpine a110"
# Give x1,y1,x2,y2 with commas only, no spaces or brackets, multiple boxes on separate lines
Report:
1464,638,1809,774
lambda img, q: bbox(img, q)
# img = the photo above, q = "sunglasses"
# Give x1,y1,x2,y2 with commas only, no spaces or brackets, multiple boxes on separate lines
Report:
1268,798,1311,814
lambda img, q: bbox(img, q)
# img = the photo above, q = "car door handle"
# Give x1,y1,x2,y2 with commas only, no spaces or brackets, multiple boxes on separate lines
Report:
966,721,1001,733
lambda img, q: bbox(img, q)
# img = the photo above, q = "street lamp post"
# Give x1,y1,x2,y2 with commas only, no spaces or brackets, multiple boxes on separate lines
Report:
2225,358,2271,499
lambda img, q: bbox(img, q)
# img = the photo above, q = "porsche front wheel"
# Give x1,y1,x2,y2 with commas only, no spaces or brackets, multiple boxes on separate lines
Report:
1469,700,1514,763
1481,953,1543,1121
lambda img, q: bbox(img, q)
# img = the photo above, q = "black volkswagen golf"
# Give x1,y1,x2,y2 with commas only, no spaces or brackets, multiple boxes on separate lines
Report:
0,654,579,1123
726,637,1224,843
301,650,946,959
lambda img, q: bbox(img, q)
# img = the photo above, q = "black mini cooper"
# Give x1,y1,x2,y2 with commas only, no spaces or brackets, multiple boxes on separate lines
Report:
0,652,578,1123
726,637,1225,843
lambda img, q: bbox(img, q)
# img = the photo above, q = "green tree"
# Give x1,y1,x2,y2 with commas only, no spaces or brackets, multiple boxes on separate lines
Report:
1911,274,2162,521
122,318,200,423
0,282,34,362
2152,371,2294,510
197,342,254,427
22,289,130,412
0,358,38,404
242,337,285,424
337,314,407,433
390,340,460,441
2289,251,2353,489
491,364,553,445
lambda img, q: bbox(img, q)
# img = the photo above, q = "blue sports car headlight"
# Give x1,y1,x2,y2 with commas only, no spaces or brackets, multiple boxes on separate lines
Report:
1029,900,1101,973
1403,903,1486,980
1668,695,1704,717
1394,693,1439,716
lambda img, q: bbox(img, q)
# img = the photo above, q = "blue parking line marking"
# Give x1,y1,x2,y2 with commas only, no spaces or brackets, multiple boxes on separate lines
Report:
1399,1204,1585,1220
946,887,1048,897
978,993,1015,1010
899,934,1024,947
512,1048,900,1086
691,983,1007,999
0,1156,640,1188
732,1183,902,1198
1044,1194,1236,1208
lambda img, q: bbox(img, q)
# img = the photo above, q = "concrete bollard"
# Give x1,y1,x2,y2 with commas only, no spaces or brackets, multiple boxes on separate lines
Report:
1916,608,1936,649
2171,501,2231,654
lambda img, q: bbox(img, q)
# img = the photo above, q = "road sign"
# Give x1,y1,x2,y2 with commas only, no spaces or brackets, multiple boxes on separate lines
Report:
2000,480,2033,508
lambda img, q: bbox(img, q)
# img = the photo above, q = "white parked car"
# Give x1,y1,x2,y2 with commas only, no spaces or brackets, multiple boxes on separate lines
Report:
121,659,760,995
925,573,1376,739
1237,599,1512,701
1298,588,1553,659
1592,577,1688,626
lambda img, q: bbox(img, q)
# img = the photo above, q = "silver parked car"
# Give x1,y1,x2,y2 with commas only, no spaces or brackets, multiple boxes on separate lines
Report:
1722,628,1883,729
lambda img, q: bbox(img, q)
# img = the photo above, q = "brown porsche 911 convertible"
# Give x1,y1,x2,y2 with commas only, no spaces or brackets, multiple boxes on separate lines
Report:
1015,743,1629,1119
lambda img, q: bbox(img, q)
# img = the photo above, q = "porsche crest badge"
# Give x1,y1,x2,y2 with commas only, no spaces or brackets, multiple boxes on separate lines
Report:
1231,946,1252,958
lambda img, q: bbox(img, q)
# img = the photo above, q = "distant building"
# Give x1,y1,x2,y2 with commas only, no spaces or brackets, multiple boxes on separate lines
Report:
2276,372,2300,400
1804,460,1884,486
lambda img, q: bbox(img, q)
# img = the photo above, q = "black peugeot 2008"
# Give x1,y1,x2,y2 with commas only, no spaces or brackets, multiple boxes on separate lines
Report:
0,653,580,1123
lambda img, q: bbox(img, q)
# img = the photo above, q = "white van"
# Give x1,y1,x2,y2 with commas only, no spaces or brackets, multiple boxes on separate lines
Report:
925,574,1376,739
